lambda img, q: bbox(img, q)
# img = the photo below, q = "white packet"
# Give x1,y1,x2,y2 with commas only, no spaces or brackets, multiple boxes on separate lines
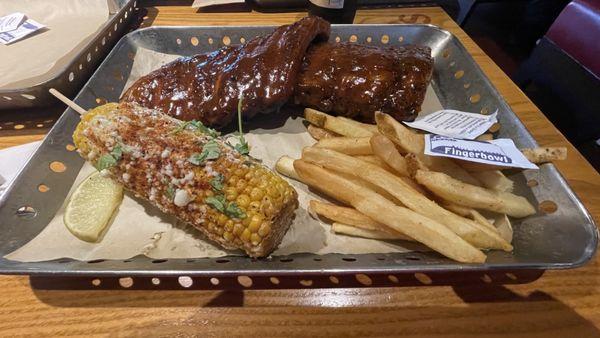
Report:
0,12,25,33
405,109,497,140
0,19,45,45
424,134,538,169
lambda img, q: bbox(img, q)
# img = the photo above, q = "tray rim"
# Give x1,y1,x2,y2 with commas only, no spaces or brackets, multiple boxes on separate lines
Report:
0,23,597,277
0,0,137,109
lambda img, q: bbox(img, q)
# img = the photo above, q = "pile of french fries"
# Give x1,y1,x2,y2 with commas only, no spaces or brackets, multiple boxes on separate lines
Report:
276,108,567,263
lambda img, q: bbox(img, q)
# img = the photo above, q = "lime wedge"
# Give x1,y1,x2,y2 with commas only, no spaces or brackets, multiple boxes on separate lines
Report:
64,171,123,242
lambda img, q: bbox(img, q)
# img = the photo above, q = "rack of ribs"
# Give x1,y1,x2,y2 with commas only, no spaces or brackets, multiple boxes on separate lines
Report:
294,42,433,122
121,16,330,128
121,16,434,127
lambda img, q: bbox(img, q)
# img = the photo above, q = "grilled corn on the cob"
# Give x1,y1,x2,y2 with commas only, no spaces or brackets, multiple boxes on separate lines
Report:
73,102,298,257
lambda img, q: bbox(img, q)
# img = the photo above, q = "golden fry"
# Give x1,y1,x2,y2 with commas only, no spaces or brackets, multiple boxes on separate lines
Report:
307,124,338,140
375,112,481,185
310,200,382,231
301,147,511,250
370,134,409,176
469,170,514,192
476,133,494,141
494,214,513,243
521,147,567,163
294,160,486,263
375,111,423,154
314,137,372,155
305,108,375,137
438,201,501,234
354,155,394,172
275,156,301,181
332,222,411,241
415,169,536,218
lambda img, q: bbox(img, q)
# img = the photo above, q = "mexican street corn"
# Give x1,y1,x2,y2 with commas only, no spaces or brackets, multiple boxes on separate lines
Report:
73,102,298,257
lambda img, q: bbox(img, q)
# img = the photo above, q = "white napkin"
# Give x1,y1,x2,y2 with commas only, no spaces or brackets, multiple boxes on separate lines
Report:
0,141,41,195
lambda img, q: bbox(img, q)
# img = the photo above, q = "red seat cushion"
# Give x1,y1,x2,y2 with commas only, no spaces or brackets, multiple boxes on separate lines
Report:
547,0,600,78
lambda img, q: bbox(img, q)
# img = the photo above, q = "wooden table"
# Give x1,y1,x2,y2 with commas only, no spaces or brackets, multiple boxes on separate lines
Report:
1,5,599,337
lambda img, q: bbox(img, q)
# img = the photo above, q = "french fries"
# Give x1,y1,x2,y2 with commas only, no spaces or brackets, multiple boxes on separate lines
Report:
294,160,486,263
494,214,513,243
370,134,409,176
469,170,514,192
476,133,494,141
275,156,301,181
305,108,375,137
456,160,508,172
307,124,338,140
310,200,384,231
415,170,536,218
375,112,482,186
338,116,380,134
309,200,412,241
405,153,428,177
314,137,372,155
276,156,398,204
302,147,512,251
470,209,497,232
440,201,499,233
285,105,548,263
332,222,409,240
354,155,394,172
521,147,567,163
375,111,423,154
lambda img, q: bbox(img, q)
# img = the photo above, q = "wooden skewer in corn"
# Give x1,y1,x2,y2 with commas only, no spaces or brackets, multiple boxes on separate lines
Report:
49,88,87,115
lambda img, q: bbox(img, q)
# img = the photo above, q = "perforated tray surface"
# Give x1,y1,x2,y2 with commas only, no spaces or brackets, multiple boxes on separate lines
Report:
0,25,596,276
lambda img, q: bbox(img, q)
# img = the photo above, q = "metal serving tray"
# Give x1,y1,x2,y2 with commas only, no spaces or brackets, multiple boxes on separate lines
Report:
0,0,137,110
0,24,596,276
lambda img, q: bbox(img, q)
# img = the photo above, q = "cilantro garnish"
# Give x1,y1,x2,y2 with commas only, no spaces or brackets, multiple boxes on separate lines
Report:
190,120,220,138
165,185,175,200
187,140,221,165
94,144,124,171
171,119,220,138
94,154,117,171
210,173,224,191
205,193,247,219
205,195,226,213
110,145,123,160
225,202,246,219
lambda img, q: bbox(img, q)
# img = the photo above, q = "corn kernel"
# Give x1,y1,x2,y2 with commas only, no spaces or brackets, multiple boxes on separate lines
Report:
250,188,264,201
242,215,252,226
248,214,264,233
217,214,228,226
258,223,271,237
233,223,244,236
248,201,261,212
224,187,238,201
236,179,247,191
243,186,252,195
234,168,246,177
258,179,269,189
250,233,261,245
241,228,251,242
225,220,234,231
223,231,233,242
244,171,254,180
237,194,251,208
228,175,239,185
267,186,281,199
262,196,276,217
